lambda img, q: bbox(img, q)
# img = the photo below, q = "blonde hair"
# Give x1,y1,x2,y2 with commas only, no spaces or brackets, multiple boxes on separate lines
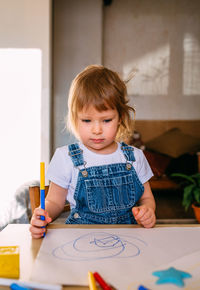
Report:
67,65,135,141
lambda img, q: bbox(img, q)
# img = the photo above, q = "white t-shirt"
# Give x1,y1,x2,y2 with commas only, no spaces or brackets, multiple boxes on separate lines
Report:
46,142,153,208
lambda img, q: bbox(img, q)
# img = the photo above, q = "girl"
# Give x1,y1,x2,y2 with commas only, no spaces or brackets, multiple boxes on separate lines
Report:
30,65,156,238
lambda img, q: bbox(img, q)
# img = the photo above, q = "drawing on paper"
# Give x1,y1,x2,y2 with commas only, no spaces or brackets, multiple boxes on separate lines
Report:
52,231,147,261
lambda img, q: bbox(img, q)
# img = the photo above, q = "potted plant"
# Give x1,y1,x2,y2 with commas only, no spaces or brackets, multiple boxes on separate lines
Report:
171,173,200,223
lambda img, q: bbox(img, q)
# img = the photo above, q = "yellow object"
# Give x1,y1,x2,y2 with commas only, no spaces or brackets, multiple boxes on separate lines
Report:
0,246,20,278
40,162,45,190
88,271,97,290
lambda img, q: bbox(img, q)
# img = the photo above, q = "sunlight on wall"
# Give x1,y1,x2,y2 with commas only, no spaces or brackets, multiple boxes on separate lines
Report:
183,34,200,95
0,49,41,208
124,44,170,96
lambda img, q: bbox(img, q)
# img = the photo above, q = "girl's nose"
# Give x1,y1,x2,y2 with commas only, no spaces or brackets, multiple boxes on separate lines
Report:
92,121,102,134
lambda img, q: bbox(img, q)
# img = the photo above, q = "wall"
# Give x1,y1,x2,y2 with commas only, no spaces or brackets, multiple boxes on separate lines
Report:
0,0,51,207
53,0,103,150
103,0,200,120
0,0,51,163
53,0,200,149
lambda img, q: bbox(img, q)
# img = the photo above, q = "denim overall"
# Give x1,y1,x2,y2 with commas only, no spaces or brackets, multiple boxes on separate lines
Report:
66,142,144,224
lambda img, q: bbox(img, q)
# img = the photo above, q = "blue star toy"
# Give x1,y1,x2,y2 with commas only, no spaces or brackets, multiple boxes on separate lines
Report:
152,267,192,287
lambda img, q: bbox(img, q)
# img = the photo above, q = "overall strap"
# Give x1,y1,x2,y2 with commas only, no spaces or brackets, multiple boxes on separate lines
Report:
121,142,135,162
68,143,85,167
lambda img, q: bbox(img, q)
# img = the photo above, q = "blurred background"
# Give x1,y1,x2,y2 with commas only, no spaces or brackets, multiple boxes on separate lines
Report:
0,0,200,228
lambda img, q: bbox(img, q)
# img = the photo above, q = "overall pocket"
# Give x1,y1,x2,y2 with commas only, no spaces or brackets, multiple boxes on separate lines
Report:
85,174,135,213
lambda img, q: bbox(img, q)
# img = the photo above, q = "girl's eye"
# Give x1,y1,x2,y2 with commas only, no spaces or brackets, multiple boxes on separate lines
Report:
104,119,112,123
82,119,91,123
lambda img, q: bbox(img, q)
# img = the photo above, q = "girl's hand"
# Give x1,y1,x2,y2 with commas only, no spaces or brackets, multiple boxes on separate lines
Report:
132,205,156,228
29,207,52,239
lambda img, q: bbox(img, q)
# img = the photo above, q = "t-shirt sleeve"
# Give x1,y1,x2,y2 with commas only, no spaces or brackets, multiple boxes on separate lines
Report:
134,148,153,184
46,147,72,189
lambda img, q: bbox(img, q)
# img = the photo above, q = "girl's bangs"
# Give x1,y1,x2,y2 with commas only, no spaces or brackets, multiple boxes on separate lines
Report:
76,85,117,112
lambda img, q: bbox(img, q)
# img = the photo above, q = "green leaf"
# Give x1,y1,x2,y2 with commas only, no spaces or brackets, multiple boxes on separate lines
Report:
172,172,200,210
182,184,195,210
195,175,200,187
191,173,200,179
171,173,195,184
194,188,200,204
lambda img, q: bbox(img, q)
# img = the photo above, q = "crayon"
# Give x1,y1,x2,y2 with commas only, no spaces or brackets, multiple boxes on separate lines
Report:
10,283,31,290
40,162,45,237
40,162,45,221
93,272,112,290
88,271,97,290
138,285,149,290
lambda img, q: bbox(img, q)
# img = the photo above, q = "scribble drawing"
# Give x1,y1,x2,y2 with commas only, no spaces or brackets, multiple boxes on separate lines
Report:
52,231,147,261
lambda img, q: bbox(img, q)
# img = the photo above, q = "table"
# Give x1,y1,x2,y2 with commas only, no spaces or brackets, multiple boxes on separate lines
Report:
0,223,200,290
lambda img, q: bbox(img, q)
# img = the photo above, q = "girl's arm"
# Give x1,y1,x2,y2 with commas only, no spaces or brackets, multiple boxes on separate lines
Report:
29,182,68,238
132,181,156,228
45,182,68,220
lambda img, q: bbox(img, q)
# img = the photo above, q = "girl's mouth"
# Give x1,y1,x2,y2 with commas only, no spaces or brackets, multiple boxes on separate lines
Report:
91,139,104,143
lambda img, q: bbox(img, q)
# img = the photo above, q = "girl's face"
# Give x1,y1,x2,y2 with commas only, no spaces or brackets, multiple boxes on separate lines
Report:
77,105,120,154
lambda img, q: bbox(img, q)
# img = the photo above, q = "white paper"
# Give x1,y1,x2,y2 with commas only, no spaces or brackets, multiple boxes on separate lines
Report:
31,227,200,290
128,250,200,290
